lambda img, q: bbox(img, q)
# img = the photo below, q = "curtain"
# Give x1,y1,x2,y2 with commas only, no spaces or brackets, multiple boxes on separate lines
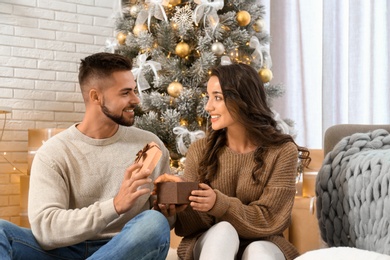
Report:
261,0,390,148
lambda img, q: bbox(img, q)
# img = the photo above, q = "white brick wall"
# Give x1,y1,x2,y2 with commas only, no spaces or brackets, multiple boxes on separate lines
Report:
0,0,115,224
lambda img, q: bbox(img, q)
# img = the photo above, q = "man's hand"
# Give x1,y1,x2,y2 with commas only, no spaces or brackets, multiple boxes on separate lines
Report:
189,183,216,212
153,201,188,217
114,163,152,215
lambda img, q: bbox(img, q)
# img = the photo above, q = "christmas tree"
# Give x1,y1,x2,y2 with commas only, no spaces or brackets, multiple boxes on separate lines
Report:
107,0,293,170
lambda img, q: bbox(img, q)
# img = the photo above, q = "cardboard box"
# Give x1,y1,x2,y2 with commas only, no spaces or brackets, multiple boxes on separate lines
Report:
302,149,324,197
27,128,64,175
156,182,198,204
134,142,162,174
290,197,325,254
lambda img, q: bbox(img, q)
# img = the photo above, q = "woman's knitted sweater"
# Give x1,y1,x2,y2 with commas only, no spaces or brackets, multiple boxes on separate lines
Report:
175,138,300,260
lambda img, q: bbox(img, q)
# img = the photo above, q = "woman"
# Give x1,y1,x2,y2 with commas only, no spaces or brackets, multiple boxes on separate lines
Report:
156,63,310,260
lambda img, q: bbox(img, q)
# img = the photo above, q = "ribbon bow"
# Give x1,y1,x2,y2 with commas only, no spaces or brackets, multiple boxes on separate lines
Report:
131,54,162,100
193,0,224,26
249,36,264,66
249,36,273,68
272,109,296,138
134,143,160,163
105,38,118,53
220,56,232,65
136,0,169,31
173,126,205,155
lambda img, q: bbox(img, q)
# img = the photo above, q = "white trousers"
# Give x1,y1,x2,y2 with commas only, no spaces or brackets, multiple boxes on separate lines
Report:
193,221,285,260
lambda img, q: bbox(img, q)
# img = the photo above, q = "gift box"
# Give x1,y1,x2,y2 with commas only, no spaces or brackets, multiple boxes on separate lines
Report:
156,182,198,204
289,197,325,254
27,128,64,175
302,149,323,197
134,142,162,174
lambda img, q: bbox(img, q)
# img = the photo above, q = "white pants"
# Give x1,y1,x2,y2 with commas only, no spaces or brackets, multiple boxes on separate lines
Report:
193,221,285,260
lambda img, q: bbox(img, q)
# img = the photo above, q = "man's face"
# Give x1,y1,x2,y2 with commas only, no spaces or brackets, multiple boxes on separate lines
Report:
100,70,140,126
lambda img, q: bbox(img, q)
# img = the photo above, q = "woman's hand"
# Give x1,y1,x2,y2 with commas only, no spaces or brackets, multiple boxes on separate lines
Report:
189,183,216,212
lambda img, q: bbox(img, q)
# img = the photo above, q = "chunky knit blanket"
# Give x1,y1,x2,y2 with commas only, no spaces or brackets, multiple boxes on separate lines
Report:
316,129,390,254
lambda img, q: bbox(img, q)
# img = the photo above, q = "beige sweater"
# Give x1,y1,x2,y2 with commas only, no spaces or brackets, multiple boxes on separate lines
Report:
28,124,171,250
175,138,300,260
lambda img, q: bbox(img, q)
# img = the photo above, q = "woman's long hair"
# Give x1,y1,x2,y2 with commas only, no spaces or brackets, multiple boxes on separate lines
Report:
198,63,310,185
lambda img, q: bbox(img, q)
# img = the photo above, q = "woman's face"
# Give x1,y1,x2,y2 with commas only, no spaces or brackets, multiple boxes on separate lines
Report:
205,76,236,131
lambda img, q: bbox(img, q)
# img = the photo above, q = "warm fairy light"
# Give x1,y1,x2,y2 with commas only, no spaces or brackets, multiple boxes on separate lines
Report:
1,152,24,174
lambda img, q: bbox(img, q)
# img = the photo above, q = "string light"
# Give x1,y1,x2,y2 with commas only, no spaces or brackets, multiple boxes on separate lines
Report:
1,152,24,174
0,108,25,174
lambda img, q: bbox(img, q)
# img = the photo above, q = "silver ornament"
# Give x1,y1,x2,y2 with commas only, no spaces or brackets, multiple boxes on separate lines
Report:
253,19,265,32
211,42,225,56
178,157,186,168
130,5,140,18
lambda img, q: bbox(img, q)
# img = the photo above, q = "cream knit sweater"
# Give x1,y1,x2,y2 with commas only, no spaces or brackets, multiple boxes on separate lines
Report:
28,124,170,250
175,138,300,260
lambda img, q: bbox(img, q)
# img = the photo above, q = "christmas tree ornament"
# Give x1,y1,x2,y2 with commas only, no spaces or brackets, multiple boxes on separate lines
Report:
211,42,225,56
258,67,273,83
116,32,127,45
178,157,186,169
169,0,181,6
197,116,204,126
175,41,190,58
133,24,147,36
252,18,265,32
129,5,141,18
180,118,188,126
236,10,251,27
167,81,184,97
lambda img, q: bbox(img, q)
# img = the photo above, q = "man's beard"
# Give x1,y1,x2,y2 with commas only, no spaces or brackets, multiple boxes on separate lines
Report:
101,103,134,127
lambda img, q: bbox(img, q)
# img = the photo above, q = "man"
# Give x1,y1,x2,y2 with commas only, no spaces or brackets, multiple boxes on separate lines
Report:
0,52,172,259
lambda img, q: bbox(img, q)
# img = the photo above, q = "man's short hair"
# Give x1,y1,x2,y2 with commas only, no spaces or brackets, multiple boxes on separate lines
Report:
78,52,132,87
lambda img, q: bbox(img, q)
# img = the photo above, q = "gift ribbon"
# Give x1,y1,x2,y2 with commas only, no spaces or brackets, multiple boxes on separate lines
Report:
193,0,224,26
220,56,232,65
173,126,205,155
136,0,169,31
105,38,118,53
131,54,162,100
134,143,161,163
249,36,263,66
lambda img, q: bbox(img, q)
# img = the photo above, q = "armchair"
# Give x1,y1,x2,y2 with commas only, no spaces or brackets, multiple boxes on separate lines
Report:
315,124,390,256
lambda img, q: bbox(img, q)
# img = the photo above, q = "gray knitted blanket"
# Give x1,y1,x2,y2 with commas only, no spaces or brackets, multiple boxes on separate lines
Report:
316,129,390,254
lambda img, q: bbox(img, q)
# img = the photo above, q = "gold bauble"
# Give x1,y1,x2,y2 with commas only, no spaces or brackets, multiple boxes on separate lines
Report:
175,41,190,58
258,67,273,83
180,118,188,126
133,24,147,36
169,0,181,6
253,19,265,32
167,81,183,97
116,32,127,45
236,10,251,27
196,116,204,126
